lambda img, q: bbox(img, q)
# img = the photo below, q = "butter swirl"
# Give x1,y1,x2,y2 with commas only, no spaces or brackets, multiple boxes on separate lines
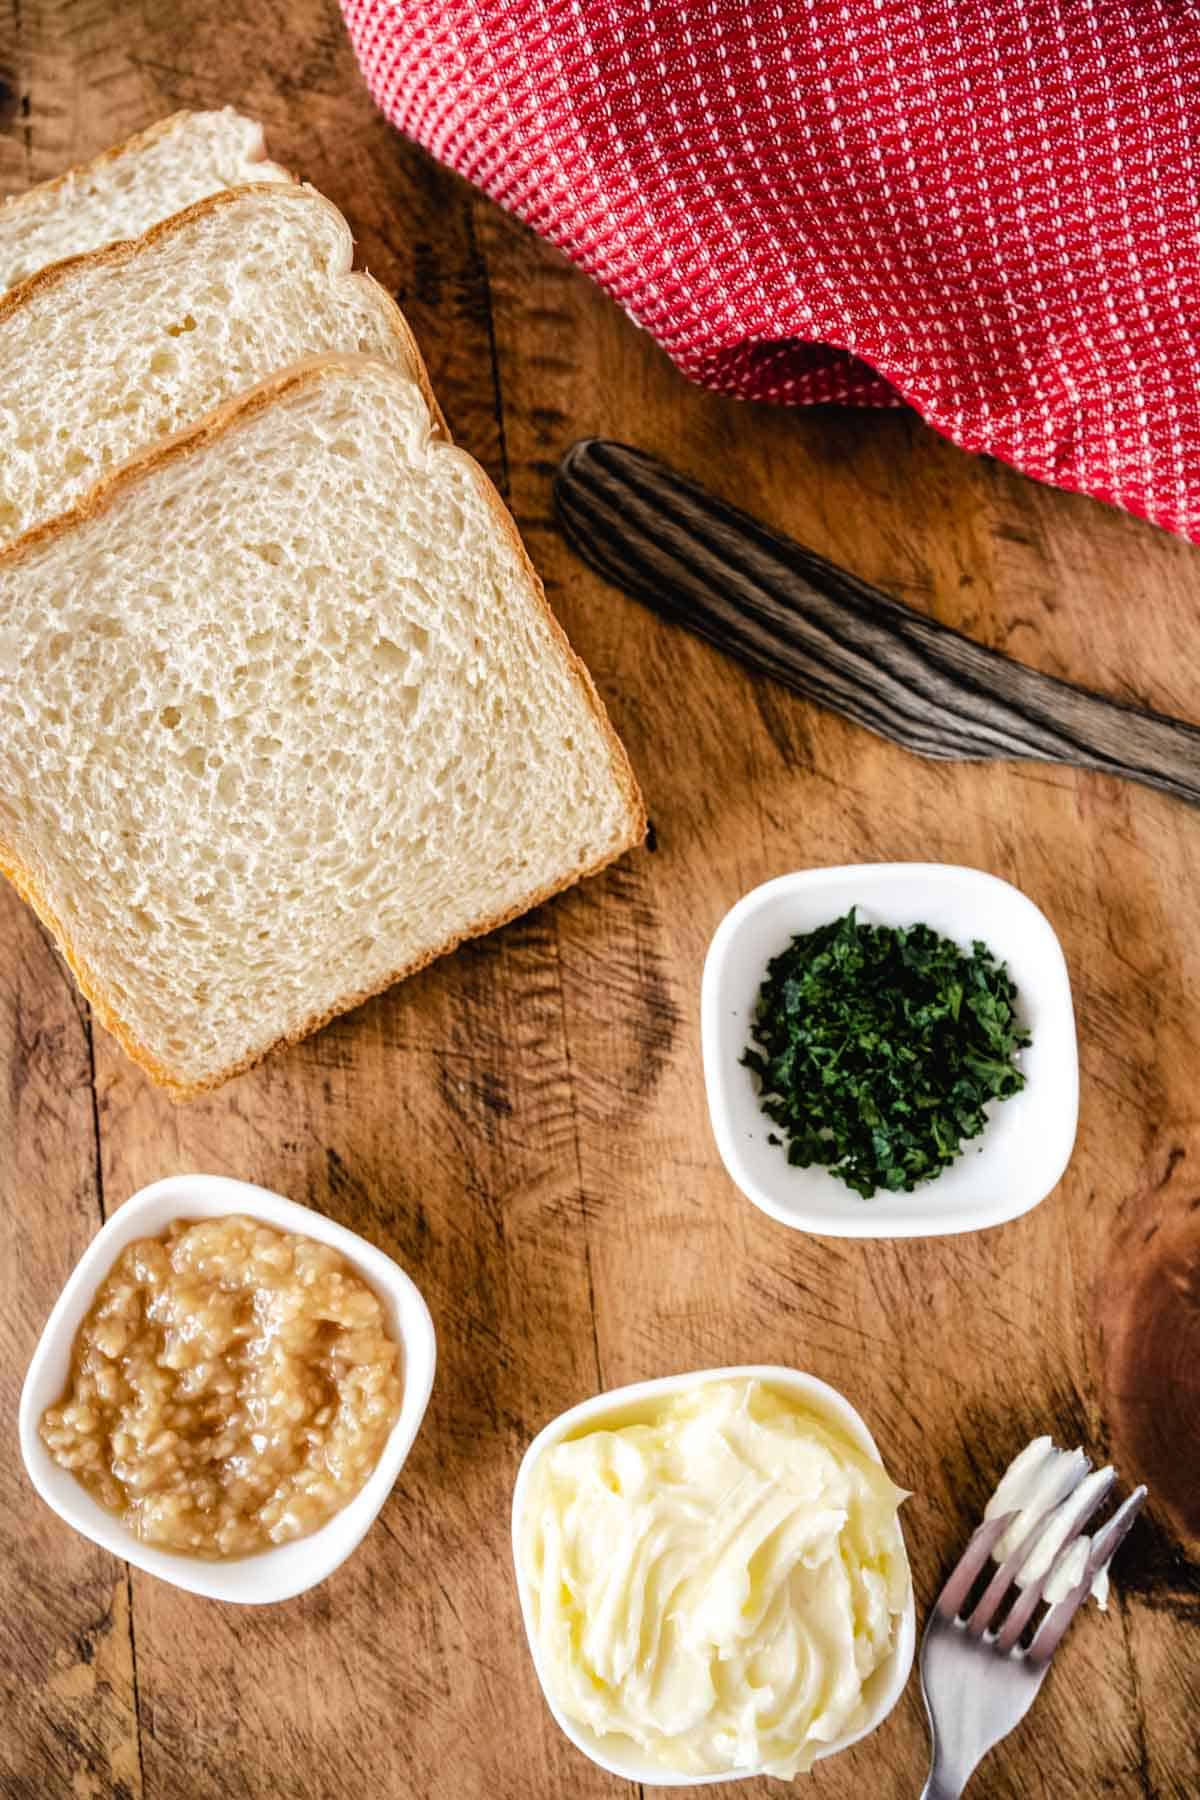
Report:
520,1377,909,1778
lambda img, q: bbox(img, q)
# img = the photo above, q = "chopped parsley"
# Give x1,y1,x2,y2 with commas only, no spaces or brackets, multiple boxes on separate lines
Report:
742,909,1030,1198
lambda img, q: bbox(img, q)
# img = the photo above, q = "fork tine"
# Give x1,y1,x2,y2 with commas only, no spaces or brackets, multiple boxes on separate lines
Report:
1085,1485,1148,1572
994,1564,1058,1652
993,1468,1115,1648
935,1514,1015,1620
1026,1487,1148,1667
966,1503,1065,1637
1025,1575,1097,1666
993,1467,1117,1652
967,1453,1096,1636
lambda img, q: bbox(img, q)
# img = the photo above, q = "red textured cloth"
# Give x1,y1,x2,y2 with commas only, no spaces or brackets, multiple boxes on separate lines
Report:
341,0,1200,539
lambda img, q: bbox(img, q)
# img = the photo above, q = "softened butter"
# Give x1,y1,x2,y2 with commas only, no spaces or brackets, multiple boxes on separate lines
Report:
519,1376,910,1779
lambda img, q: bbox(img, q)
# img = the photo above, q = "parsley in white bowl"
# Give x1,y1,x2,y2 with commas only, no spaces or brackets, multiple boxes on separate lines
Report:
702,864,1077,1238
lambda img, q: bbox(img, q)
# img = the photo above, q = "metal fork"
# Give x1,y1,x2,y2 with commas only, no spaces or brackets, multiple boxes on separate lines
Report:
920,1473,1148,1798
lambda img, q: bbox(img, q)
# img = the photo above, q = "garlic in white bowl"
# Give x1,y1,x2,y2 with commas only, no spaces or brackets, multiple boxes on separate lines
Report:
19,1173,436,1604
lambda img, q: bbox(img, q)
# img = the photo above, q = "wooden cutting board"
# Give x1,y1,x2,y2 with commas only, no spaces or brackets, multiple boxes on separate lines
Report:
1,3,1197,1796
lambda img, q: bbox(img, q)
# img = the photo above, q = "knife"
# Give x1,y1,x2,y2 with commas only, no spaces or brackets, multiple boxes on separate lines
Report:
554,438,1200,810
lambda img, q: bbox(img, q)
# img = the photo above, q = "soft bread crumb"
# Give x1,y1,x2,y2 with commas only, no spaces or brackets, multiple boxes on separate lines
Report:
0,357,644,1096
0,109,291,292
0,185,433,549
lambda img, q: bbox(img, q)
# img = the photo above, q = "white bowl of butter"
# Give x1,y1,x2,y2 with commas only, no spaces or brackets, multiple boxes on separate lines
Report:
511,1366,915,1785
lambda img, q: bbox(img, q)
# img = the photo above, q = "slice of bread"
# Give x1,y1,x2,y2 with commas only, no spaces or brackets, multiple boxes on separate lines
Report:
0,184,444,549
0,109,291,292
0,355,645,1099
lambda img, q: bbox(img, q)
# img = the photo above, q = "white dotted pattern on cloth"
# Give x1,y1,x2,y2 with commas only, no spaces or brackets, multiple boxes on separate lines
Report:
339,0,1200,539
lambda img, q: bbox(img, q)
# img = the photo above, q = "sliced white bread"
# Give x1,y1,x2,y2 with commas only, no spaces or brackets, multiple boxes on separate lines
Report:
0,108,291,292
0,183,444,549
0,355,645,1099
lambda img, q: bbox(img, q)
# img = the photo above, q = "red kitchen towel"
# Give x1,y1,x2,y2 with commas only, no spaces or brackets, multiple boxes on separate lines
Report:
341,0,1200,540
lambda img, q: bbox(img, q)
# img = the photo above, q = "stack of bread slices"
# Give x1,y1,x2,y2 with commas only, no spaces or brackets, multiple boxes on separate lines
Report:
0,112,643,1099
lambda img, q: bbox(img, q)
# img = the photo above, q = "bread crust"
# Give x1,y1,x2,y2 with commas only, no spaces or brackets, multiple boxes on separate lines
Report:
0,354,645,1100
0,109,291,222
0,182,450,442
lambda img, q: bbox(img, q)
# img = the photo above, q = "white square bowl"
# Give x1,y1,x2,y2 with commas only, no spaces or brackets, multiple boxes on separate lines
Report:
702,864,1078,1239
18,1172,437,1604
511,1364,916,1786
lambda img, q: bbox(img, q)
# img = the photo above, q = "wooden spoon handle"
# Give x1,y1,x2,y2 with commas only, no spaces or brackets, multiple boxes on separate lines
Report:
555,438,1200,809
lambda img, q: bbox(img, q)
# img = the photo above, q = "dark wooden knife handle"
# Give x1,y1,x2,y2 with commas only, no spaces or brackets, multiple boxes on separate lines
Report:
555,438,1200,810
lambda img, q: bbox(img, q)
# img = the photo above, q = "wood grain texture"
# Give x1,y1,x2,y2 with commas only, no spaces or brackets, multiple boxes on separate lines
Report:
2,2,1199,1796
